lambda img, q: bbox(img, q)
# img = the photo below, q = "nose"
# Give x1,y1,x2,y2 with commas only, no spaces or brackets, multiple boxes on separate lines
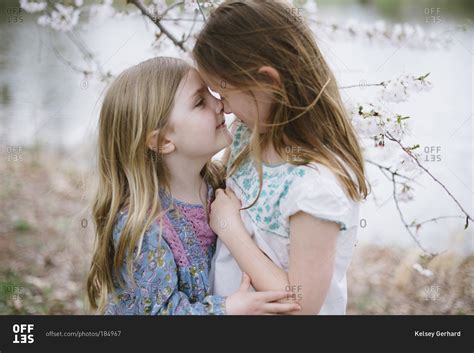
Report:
215,98,224,114
222,101,232,115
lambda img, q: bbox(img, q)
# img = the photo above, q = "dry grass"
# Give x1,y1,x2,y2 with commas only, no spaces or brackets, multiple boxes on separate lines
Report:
347,243,473,314
0,146,94,314
0,146,472,315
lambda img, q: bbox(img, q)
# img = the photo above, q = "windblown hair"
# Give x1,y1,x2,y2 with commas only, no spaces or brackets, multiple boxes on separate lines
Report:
193,0,369,208
87,57,224,312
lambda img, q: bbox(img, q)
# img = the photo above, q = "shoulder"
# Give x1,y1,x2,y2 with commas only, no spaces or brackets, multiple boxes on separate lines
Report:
226,118,252,171
281,163,357,231
230,119,251,152
282,163,348,196
299,163,347,192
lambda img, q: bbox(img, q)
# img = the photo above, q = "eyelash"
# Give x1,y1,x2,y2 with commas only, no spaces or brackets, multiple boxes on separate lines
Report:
195,98,204,108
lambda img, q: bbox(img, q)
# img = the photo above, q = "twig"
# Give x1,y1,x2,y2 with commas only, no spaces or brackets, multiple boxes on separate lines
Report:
160,1,185,18
409,216,466,228
340,82,385,89
129,0,187,51
42,2,110,80
385,132,473,223
182,11,199,43
366,160,420,183
50,40,91,76
195,0,207,22
391,174,433,255
65,31,110,81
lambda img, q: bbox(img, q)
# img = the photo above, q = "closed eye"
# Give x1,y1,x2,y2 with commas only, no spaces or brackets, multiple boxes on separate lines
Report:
194,98,204,108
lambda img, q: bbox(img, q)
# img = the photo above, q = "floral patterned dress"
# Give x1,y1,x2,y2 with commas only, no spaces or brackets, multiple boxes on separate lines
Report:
105,185,226,315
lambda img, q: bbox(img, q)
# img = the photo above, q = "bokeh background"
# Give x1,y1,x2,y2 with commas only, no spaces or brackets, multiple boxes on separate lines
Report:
0,0,473,314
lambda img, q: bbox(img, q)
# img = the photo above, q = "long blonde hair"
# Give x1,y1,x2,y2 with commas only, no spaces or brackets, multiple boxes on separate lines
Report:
87,57,224,312
193,0,369,207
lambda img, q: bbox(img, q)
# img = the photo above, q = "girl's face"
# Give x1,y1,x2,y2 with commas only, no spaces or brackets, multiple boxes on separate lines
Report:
202,74,273,133
167,69,232,158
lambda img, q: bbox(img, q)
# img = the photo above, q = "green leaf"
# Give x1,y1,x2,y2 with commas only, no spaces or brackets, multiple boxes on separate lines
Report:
417,72,431,80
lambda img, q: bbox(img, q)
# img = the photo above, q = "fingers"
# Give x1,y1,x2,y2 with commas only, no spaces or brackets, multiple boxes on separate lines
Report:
224,186,234,196
264,303,301,314
225,187,241,207
258,291,290,302
215,188,230,200
238,272,251,291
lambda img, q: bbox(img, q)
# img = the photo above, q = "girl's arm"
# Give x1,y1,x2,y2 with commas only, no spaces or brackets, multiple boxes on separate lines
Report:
110,216,300,315
210,189,339,314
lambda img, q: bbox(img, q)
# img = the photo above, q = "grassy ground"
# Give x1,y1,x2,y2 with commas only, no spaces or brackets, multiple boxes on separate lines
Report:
0,146,94,314
0,147,472,314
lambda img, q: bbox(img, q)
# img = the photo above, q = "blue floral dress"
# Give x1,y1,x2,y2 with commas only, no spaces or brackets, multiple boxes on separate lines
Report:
105,185,226,315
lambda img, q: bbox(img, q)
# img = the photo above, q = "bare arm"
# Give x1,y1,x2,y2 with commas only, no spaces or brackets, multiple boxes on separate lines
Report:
210,189,339,314
287,211,338,314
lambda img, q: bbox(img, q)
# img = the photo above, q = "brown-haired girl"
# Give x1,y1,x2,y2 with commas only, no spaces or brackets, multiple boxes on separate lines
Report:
193,0,369,314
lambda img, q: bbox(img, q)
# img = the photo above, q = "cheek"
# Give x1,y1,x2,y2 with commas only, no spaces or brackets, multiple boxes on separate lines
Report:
229,97,254,124
252,94,272,122
188,114,218,143
187,118,214,141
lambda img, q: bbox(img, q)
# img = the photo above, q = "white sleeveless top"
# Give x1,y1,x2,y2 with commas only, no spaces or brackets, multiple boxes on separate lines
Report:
210,121,361,314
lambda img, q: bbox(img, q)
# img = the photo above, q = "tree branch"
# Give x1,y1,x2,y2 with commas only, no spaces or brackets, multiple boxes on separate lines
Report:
385,132,473,223
391,174,433,255
129,0,187,52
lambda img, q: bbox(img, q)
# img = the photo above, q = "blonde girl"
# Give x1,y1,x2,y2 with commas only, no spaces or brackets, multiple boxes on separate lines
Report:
86,57,301,315
193,0,369,314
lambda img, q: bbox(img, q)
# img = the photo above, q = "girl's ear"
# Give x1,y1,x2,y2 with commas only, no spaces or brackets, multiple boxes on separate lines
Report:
146,130,175,154
258,66,281,87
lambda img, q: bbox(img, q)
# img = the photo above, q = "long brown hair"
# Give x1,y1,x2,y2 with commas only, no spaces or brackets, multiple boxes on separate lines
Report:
193,0,369,207
87,57,224,312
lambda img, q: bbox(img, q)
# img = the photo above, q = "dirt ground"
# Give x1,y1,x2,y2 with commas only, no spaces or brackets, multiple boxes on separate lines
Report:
1,147,472,315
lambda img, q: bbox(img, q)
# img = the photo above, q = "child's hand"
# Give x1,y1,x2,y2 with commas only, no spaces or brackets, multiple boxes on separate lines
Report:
225,273,301,315
209,187,243,236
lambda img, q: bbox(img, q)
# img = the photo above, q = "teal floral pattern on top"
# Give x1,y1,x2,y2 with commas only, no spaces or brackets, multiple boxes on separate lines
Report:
227,122,311,238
